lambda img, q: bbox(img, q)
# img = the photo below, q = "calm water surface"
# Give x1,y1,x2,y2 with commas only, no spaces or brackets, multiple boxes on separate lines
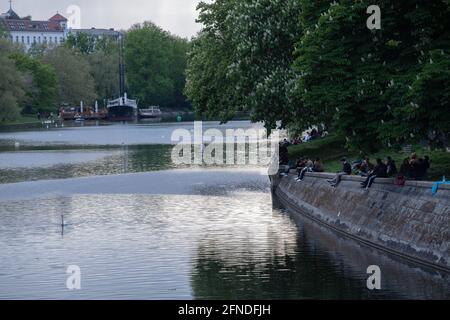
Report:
0,122,448,299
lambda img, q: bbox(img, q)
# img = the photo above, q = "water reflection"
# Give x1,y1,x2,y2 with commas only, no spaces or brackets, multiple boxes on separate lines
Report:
0,145,175,184
192,200,450,300
0,170,447,300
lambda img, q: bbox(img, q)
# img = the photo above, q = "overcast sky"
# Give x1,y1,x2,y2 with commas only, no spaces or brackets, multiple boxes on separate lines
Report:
3,0,207,38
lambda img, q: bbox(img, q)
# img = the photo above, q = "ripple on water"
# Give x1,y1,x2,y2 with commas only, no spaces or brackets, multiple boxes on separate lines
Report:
0,171,448,300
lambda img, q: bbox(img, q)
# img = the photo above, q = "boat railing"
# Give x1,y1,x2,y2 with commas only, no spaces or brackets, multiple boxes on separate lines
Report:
107,97,138,109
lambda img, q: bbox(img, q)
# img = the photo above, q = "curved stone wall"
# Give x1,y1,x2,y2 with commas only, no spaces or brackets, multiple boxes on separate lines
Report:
270,171,450,272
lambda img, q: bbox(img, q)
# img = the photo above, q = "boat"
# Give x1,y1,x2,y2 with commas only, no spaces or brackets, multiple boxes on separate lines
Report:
106,33,138,122
59,106,76,121
107,93,138,121
139,106,162,119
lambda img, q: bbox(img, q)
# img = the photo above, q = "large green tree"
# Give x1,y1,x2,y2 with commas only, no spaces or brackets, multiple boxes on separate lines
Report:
185,0,240,121
66,33,120,105
292,0,450,151
10,52,58,114
186,0,450,151
0,39,27,122
125,22,190,110
40,46,97,106
186,0,302,130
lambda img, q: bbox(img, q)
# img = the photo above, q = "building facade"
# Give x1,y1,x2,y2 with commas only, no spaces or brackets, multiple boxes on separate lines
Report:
0,6,68,50
0,6,122,51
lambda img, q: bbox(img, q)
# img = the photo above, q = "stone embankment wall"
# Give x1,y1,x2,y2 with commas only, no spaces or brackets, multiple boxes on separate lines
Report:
271,171,450,272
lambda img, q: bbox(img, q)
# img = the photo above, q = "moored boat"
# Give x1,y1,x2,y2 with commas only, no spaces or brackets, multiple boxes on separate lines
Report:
139,106,162,119
107,93,138,121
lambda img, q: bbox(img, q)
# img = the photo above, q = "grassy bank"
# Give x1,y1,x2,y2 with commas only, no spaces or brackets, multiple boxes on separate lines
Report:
288,135,450,181
0,114,40,126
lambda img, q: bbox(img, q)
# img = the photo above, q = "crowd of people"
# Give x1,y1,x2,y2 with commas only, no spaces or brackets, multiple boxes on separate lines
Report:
289,128,329,145
281,147,431,189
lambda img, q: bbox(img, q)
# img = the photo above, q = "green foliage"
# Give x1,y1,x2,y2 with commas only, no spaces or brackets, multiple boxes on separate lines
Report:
65,32,97,54
186,0,302,130
9,52,58,113
125,22,191,110
187,0,450,152
0,39,26,122
185,0,240,121
65,33,120,104
40,46,97,106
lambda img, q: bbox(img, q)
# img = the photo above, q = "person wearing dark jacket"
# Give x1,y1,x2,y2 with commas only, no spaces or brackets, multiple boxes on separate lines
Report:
385,156,398,177
327,158,352,187
361,158,387,189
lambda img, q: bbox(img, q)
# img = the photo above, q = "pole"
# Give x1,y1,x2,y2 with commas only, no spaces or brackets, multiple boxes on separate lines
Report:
118,33,125,98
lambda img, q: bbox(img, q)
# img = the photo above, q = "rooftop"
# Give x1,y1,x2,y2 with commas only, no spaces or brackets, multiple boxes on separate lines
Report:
0,7,67,33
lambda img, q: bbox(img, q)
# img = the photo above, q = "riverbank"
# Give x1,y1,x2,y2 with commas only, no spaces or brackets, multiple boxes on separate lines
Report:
0,114,41,126
287,135,450,181
270,170,450,273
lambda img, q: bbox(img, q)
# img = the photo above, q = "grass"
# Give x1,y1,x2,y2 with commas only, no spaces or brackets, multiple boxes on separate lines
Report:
288,135,450,181
0,114,41,126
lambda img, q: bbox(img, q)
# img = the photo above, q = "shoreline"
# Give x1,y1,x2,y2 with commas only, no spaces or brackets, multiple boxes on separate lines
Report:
270,170,450,273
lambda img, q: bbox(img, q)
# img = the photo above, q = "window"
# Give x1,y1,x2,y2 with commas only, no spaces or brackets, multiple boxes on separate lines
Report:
38,36,41,43
16,36,19,42
55,37,58,43
43,36,47,43
27,36,30,44
33,36,36,43
21,36,25,43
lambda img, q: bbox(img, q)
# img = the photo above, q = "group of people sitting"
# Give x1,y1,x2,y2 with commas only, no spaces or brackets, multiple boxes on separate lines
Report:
290,153,430,190
295,157,325,181
287,129,330,146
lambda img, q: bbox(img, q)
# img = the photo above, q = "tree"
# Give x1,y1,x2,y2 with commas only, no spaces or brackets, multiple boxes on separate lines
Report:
185,0,241,121
187,0,450,151
65,33,120,105
125,22,190,110
9,52,58,114
185,0,303,130
65,32,97,54
40,46,97,106
0,39,27,122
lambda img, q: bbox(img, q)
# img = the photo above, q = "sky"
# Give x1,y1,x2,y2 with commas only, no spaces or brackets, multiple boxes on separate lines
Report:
2,0,208,38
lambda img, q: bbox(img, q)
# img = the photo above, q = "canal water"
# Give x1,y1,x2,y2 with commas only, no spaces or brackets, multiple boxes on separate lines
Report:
0,121,448,300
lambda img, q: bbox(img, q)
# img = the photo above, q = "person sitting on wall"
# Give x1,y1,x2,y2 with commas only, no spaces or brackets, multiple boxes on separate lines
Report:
313,158,325,173
279,142,289,166
359,157,374,177
395,158,411,186
326,158,352,187
415,155,431,180
361,158,388,189
423,156,431,177
296,158,314,182
296,157,306,169
408,153,420,180
385,156,398,177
